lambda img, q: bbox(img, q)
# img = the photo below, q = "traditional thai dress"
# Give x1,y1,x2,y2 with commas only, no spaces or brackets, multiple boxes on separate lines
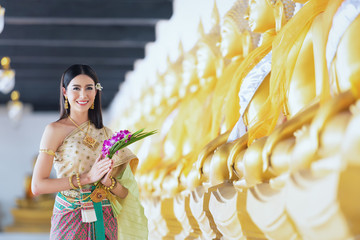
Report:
50,122,148,240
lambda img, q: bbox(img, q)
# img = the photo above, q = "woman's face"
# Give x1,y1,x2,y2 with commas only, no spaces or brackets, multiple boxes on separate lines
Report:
63,74,97,113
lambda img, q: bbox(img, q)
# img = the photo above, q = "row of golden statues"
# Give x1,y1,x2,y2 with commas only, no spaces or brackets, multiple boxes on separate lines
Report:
109,0,360,239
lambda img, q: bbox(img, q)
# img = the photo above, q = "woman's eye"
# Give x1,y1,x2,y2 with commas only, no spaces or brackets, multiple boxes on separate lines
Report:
87,87,94,90
73,87,80,90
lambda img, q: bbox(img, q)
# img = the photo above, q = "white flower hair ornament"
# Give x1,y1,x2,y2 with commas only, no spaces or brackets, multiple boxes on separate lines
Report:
95,83,103,91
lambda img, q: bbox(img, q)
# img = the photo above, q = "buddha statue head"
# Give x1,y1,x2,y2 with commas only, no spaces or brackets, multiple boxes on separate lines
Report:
196,3,221,79
221,0,260,59
152,70,167,116
247,0,295,33
163,42,184,105
181,44,199,96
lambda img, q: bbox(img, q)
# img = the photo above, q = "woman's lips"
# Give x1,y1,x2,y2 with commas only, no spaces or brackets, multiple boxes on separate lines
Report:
76,100,89,106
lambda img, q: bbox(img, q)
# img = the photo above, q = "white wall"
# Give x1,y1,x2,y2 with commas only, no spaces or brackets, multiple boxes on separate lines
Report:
0,107,58,230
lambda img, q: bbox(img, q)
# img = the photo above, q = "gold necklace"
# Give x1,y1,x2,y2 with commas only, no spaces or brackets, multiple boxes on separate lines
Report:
68,116,99,150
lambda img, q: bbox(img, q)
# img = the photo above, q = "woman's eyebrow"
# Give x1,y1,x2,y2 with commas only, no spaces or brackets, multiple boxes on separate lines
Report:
70,84,94,87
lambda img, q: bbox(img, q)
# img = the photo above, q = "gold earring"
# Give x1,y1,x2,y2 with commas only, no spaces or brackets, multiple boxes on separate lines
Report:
90,102,94,109
64,96,68,109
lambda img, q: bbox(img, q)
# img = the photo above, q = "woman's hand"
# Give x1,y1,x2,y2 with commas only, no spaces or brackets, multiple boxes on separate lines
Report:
86,154,113,184
100,164,114,187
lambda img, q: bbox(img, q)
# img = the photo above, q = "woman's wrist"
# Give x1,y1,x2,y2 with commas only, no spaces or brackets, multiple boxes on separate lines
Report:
80,172,91,185
102,177,113,187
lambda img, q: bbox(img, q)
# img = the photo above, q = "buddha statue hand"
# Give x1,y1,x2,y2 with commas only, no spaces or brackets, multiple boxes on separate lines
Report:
241,137,275,187
196,131,231,178
227,133,249,180
292,91,356,171
263,102,319,174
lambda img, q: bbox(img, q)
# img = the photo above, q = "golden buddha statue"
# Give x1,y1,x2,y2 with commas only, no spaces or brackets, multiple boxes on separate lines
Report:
232,0,295,143
211,0,260,138
163,47,184,109
219,1,305,238
136,50,188,194
158,4,223,195
235,0,352,186
253,0,329,127
263,0,360,177
192,0,261,188
161,44,201,195
280,4,360,231
249,1,360,237
193,0,295,188
327,1,360,94
141,40,202,196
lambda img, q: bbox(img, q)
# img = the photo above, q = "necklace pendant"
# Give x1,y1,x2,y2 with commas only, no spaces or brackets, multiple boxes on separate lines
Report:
83,134,99,150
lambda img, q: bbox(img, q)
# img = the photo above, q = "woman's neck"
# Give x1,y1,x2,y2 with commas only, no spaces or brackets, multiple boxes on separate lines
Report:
68,112,89,125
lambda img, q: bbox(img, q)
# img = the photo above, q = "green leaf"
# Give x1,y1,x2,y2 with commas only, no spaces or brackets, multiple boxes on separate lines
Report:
106,129,157,159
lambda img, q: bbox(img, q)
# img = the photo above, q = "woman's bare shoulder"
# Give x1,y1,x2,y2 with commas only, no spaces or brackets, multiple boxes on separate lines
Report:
45,119,69,135
41,119,74,147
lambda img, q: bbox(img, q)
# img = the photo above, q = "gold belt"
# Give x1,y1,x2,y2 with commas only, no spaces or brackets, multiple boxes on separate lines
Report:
61,189,81,198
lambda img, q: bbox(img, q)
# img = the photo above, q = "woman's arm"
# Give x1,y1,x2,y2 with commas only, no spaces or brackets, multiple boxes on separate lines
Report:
101,163,129,199
31,123,113,196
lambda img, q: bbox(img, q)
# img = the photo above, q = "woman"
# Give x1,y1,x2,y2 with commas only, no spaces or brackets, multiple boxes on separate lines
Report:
31,64,148,239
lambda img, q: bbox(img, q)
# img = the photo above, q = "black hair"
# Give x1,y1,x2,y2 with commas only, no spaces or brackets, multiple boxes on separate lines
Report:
59,64,103,129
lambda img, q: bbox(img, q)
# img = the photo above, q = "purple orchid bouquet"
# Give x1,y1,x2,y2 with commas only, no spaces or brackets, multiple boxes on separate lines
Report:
102,128,157,159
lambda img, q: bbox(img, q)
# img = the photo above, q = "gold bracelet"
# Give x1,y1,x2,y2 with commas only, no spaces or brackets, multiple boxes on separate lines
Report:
39,149,55,156
76,173,82,190
104,177,117,191
68,175,77,190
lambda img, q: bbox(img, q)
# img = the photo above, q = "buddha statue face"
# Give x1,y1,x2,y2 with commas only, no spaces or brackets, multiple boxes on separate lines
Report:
194,4,220,79
220,20,243,59
247,0,276,33
247,0,295,32
196,43,216,79
220,0,253,59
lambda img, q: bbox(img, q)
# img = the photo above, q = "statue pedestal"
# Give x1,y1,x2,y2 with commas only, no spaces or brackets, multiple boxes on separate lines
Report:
246,183,301,240
4,196,54,233
189,186,223,239
173,194,201,239
209,183,265,239
286,157,360,239
146,197,183,239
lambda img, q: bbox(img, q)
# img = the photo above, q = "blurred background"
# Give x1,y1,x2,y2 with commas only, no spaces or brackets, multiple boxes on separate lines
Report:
0,0,173,238
0,0,238,238
3,0,357,239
